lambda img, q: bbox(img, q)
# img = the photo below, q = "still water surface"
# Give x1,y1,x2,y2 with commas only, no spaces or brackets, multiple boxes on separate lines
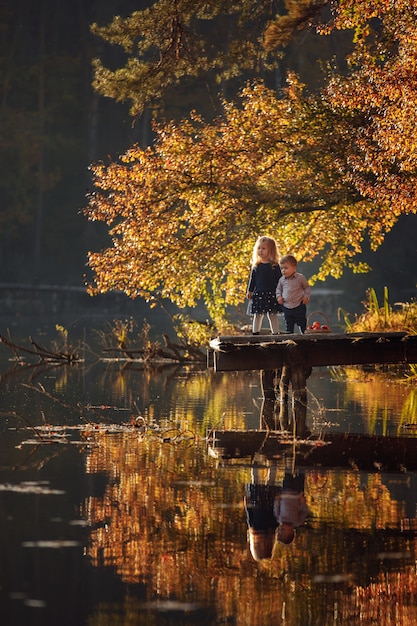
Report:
1,347,417,625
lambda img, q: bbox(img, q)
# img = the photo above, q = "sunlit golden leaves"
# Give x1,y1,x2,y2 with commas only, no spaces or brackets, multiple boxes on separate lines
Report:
324,2,417,224
84,75,401,314
263,1,329,51
85,2,417,322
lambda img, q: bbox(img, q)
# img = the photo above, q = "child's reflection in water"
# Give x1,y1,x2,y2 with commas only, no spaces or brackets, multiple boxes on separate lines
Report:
274,472,309,545
244,465,310,561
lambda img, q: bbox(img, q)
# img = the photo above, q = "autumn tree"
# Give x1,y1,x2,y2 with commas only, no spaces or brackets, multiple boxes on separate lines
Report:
85,0,417,327
90,0,292,117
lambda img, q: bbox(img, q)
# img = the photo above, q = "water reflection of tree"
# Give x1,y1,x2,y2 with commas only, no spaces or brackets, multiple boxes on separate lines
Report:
81,432,417,625
0,363,258,438
341,368,417,434
86,364,255,434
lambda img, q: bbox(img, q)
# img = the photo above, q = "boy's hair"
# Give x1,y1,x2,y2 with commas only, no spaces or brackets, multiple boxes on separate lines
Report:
279,254,297,267
277,523,295,545
251,236,280,267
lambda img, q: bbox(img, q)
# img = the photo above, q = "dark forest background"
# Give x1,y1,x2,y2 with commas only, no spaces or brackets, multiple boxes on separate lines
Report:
1,0,415,314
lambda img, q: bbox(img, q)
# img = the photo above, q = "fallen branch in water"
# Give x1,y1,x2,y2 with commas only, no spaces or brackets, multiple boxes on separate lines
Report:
94,316,208,363
101,334,205,363
0,332,80,364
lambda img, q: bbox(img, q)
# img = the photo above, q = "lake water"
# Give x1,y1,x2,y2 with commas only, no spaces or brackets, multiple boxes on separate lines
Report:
1,327,417,625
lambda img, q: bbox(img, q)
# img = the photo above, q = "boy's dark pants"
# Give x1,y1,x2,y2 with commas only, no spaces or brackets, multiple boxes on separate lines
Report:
282,303,307,333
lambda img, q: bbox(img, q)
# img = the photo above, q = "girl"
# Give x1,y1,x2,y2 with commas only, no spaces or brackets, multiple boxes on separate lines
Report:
247,236,282,334
245,465,279,561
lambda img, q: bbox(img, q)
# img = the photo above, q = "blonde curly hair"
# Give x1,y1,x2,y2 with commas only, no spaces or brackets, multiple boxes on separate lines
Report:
251,236,280,267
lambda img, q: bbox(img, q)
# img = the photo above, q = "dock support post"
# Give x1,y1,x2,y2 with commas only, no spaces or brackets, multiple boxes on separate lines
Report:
260,369,276,400
259,398,279,430
259,370,280,429
279,365,291,431
289,365,308,437
260,358,312,435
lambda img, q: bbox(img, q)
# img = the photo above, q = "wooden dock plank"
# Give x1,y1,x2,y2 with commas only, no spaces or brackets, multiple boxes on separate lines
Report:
209,332,417,371
208,430,417,471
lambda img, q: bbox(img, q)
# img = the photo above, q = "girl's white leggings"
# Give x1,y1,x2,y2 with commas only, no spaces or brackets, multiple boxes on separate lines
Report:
252,313,280,334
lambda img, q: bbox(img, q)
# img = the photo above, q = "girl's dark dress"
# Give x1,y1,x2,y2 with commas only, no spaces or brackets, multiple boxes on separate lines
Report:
245,484,281,532
247,262,282,315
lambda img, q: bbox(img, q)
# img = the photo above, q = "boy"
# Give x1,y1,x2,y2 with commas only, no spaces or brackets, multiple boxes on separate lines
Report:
274,472,310,544
276,255,311,333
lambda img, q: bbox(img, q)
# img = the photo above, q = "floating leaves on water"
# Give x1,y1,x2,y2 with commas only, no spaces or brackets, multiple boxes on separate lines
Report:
313,573,352,584
14,421,199,447
174,480,216,487
22,540,81,548
0,481,65,495
376,551,412,561
9,594,47,608
141,600,201,613
69,519,89,527
24,598,47,608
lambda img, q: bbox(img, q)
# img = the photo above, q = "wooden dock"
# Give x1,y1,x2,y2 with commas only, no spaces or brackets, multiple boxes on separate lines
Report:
209,331,417,372
208,331,417,436
208,430,417,472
